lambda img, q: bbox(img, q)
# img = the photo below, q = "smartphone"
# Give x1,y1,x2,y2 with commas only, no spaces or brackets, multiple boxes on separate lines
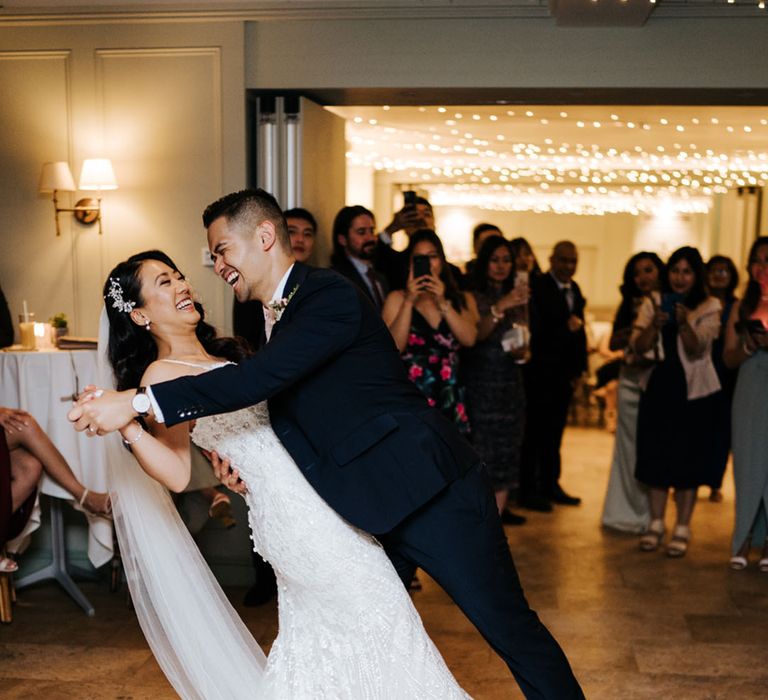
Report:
660,292,682,318
403,190,417,208
514,270,528,289
412,254,431,279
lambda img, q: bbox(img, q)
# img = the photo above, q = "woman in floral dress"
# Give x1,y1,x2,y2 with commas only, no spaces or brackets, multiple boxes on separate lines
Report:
383,229,478,435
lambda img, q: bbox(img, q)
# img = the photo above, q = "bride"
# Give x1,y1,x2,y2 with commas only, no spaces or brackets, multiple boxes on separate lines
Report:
98,249,469,699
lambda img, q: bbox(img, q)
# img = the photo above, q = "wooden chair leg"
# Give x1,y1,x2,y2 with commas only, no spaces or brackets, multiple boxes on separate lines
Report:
0,572,13,623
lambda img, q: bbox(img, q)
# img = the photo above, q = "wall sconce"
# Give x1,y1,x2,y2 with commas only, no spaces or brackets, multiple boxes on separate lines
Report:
39,158,118,236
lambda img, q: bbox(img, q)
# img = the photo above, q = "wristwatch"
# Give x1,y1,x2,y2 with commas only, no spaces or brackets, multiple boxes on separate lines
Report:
131,386,152,417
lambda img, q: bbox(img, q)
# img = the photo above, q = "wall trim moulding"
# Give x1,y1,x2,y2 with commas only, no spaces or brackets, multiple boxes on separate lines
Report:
1,2,767,28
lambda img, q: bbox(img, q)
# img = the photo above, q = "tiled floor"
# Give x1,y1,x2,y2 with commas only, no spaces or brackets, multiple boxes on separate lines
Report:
2,427,767,699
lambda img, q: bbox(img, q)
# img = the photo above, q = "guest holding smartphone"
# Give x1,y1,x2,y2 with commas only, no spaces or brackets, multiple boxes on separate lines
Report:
383,229,478,434
632,247,722,557
723,236,768,571
463,235,529,525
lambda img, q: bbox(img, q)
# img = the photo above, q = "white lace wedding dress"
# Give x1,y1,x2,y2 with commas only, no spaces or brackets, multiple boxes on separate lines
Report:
191,401,470,699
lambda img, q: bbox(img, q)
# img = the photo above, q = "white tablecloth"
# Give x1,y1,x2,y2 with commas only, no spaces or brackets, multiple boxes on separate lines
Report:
0,349,113,567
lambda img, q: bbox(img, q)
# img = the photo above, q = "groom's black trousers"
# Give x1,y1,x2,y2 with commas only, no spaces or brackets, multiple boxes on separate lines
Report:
379,465,584,700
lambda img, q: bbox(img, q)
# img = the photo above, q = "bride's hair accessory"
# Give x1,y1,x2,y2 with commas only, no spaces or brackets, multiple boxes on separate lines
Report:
106,278,136,314
266,283,300,323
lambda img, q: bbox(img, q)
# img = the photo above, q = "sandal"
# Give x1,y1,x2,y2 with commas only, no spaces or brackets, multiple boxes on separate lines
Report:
208,492,236,529
729,556,748,571
759,539,768,573
0,556,18,573
667,524,690,558
639,519,665,552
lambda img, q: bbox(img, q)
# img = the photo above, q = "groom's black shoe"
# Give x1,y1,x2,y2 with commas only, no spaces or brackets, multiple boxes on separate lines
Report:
551,486,582,506
243,558,277,606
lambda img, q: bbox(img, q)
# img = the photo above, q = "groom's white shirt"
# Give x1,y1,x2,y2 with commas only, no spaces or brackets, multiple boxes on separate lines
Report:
147,263,295,424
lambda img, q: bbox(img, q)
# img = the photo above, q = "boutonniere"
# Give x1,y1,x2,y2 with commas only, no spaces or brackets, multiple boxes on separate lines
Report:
267,284,300,322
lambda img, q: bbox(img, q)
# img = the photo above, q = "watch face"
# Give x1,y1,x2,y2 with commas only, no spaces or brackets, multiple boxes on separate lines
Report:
133,393,151,414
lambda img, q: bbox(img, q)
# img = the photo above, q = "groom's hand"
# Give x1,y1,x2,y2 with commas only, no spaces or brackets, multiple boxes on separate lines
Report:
208,450,248,495
68,385,138,436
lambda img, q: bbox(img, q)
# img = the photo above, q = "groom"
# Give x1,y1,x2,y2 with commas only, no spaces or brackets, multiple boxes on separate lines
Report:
70,189,583,699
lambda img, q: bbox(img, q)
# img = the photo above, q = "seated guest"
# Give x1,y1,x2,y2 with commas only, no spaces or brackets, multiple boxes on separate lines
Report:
234,206,318,346
520,241,587,511
600,252,663,534
633,247,722,558
331,205,388,311
705,254,739,503
0,283,12,349
0,407,111,571
463,235,528,525
464,223,503,284
382,229,478,434
723,236,768,571
375,196,464,290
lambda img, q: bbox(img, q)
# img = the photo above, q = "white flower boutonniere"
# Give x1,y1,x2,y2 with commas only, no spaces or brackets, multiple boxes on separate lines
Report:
267,284,300,323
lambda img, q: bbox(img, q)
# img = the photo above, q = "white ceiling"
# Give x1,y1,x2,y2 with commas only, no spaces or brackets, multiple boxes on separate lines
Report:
330,104,768,215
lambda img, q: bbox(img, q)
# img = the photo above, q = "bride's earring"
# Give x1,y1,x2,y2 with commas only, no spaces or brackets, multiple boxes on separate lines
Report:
145,319,151,330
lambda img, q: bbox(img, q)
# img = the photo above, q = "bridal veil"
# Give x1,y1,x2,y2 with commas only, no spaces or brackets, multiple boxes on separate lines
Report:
97,308,268,699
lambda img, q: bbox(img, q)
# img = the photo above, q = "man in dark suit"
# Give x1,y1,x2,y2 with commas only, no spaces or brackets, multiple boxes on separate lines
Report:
330,205,388,311
374,196,465,290
72,190,583,699
520,241,587,512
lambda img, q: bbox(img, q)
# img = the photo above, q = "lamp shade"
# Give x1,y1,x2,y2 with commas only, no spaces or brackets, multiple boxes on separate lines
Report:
39,161,76,193
78,158,118,191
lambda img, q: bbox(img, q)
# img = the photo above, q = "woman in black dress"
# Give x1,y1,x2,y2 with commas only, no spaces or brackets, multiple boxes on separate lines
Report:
463,235,529,524
632,247,722,558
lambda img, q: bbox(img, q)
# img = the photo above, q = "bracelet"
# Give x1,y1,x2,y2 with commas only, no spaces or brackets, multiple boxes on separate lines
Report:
490,304,504,321
742,340,756,357
122,422,144,446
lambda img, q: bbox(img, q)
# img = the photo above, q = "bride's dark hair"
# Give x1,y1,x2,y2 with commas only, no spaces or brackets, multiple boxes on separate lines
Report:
104,250,249,391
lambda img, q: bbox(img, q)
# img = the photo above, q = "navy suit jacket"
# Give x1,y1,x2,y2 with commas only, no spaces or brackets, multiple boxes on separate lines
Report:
151,263,480,533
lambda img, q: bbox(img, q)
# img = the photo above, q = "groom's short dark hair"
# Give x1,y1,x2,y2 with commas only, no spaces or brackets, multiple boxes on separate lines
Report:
203,189,291,253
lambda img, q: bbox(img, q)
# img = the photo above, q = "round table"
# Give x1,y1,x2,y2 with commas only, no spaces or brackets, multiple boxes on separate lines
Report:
0,348,113,568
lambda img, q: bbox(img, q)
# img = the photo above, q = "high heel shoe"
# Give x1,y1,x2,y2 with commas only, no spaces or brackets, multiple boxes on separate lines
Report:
666,524,690,558
639,519,665,552
208,492,236,529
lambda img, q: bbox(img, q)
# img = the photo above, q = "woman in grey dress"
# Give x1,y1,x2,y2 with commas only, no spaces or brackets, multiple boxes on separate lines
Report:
723,236,768,571
600,252,664,533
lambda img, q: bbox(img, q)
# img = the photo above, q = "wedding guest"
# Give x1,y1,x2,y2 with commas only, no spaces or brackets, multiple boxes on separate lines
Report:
0,407,111,571
284,207,317,264
633,247,721,557
705,254,739,503
600,252,664,533
0,283,12,348
375,196,464,290
464,223,503,283
330,205,388,311
382,229,478,435
723,236,768,571
519,241,587,512
234,207,318,347
463,235,528,525
510,237,543,277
